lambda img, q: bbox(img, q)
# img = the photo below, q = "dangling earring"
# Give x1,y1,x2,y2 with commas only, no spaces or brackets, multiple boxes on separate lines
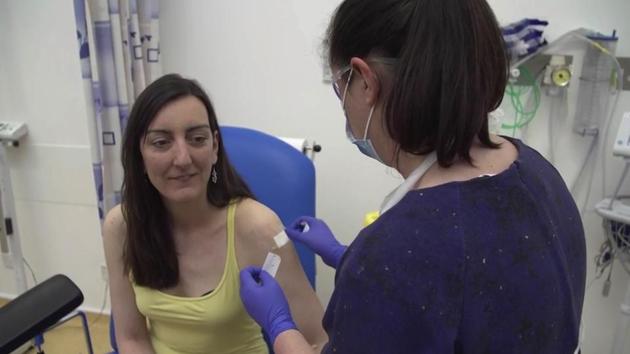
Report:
211,165,218,184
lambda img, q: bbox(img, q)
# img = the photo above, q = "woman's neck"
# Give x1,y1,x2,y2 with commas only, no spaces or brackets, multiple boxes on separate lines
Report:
394,136,491,178
164,196,217,233
394,135,516,188
396,151,428,179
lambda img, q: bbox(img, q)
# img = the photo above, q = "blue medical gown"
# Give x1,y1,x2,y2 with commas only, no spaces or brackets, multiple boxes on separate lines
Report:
322,138,586,354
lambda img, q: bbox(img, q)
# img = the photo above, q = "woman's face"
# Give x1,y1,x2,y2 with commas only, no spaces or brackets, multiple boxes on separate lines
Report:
140,95,219,204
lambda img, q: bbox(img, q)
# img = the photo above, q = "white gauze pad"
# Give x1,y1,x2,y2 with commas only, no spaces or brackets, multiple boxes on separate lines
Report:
273,231,290,249
262,252,281,278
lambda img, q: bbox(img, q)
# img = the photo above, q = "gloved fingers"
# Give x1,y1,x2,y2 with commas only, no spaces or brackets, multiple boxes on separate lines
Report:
257,269,278,287
289,216,315,230
240,266,263,287
286,216,317,239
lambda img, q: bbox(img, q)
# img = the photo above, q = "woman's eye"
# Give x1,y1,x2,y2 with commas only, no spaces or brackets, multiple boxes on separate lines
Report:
190,136,209,145
151,139,170,148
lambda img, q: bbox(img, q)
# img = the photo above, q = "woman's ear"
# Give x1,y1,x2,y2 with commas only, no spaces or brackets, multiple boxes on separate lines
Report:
350,57,381,106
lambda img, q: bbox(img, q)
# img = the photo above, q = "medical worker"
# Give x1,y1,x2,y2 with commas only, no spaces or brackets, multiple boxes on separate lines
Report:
239,0,586,353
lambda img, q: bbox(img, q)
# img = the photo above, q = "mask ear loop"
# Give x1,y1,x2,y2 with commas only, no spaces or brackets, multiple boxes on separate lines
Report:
363,105,376,140
344,66,375,141
341,68,354,110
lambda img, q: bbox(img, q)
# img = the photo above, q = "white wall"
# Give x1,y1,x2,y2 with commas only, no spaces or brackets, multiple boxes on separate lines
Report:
0,1,106,312
159,1,630,353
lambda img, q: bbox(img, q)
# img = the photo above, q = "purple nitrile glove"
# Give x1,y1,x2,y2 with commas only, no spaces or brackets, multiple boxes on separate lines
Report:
285,216,347,269
239,266,297,345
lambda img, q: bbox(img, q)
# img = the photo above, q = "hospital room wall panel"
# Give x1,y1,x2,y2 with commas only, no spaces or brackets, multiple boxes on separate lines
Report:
0,0,105,312
0,0,92,147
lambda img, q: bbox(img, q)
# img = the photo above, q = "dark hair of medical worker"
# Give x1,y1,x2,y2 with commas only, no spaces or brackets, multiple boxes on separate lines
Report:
327,0,508,166
120,74,253,289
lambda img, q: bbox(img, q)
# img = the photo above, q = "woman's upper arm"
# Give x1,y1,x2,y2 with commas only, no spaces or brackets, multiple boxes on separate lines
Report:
235,199,328,347
275,240,328,347
102,205,154,352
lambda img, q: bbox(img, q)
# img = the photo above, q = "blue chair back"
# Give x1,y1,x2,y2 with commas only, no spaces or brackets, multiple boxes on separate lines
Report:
221,126,316,287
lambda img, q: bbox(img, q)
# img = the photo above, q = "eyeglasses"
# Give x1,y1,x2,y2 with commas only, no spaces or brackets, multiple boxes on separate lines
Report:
331,57,398,99
332,66,352,99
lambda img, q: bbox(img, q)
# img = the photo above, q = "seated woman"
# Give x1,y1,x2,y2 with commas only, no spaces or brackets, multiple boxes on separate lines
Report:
102,73,327,354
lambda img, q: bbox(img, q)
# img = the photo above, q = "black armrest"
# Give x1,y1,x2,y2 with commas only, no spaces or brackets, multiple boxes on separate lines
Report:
0,274,83,353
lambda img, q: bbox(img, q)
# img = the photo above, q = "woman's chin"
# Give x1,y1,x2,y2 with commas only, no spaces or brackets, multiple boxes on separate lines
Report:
162,188,205,205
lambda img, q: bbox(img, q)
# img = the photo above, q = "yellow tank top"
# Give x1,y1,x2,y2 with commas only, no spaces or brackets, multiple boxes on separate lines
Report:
132,201,268,354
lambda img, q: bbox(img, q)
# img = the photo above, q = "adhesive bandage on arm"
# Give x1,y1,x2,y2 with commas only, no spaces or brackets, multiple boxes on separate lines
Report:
262,252,281,278
273,231,290,249
262,231,291,278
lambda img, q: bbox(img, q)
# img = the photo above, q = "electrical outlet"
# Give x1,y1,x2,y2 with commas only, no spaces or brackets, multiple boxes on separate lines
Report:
100,264,108,282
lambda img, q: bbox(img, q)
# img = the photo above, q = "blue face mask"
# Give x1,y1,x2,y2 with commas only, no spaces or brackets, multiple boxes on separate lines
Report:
344,107,383,163
340,68,383,163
